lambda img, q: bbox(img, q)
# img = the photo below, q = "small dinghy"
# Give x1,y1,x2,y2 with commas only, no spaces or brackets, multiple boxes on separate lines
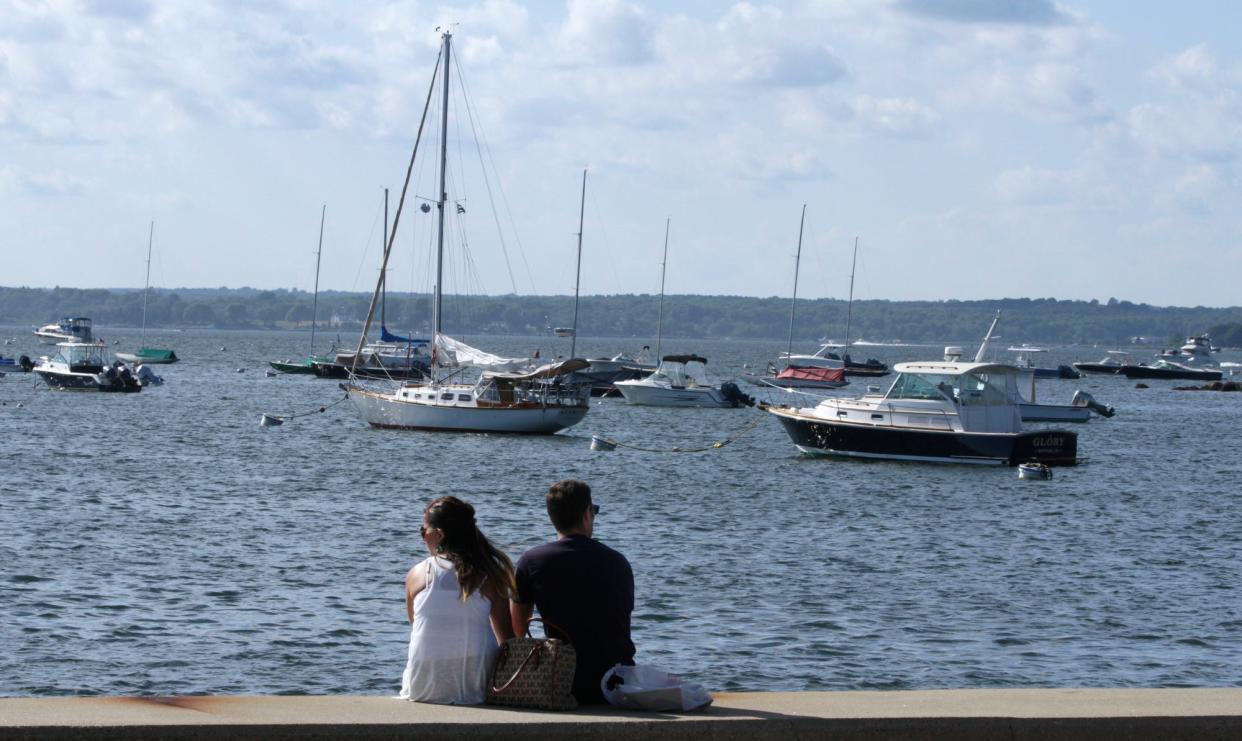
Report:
1018,462,1052,480
260,414,284,427
590,435,617,452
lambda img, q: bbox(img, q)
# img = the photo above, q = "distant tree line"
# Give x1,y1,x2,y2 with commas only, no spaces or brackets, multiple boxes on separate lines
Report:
3,286,1241,347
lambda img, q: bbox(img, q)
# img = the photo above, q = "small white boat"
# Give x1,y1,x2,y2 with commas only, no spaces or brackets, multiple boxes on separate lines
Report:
33,341,142,393
1018,462,1052,480
1160,335,1215,363
33,317,93,344
615,355,753,408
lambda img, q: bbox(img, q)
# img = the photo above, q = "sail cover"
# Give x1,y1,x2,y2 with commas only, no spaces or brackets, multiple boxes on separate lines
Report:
434,334,529,371
381,325,429,344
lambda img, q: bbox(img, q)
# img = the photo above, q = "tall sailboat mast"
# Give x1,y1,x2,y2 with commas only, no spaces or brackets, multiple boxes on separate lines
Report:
432,31,451,345
570,168,586,358
654,218,670,361
140,220,153,346
310,204,325,352
381,188,389,329
843,236,858,349
786,204,806,360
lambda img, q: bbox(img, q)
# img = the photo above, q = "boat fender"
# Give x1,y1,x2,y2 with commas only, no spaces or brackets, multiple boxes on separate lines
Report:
720,381,755,408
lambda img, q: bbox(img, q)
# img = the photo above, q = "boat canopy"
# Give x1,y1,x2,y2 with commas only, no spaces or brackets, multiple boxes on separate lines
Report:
661,354,707,364
380,325,429,345
776,365,845,383
487,358,589,381
433,334,529,371
56,342,107,366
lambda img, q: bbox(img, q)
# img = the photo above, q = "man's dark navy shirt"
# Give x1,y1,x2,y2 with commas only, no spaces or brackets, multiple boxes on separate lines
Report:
514,534,635,704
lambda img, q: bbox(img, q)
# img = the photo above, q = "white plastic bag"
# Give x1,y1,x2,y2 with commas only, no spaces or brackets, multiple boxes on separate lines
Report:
600,664,713,712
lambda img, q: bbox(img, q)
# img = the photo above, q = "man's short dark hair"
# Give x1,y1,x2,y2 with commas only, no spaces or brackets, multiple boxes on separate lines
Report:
546,479,592,533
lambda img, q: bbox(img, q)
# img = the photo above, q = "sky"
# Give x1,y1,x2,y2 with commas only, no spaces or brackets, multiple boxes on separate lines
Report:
2,0,1241,307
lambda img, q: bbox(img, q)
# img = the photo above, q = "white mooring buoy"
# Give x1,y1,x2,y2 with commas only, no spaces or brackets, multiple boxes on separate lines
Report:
260,414,284,427
590,435,617,452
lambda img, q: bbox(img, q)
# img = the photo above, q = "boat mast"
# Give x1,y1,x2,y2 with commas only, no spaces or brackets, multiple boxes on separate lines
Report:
786,204,806,361
843,236,858,349
381,188,388,330
975,310,1002,362
570,168,586,359
654,218,670,361
349,39,442,372
140,220,153,346
432,31,451,354
310,204,325,352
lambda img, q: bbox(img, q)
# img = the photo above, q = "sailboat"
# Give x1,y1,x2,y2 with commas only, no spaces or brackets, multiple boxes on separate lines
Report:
270,205,337,374
115,221,179,365
614,219,754,408
782,238,887,377
344,31,590,434
560,169,655,396
743,205,847,390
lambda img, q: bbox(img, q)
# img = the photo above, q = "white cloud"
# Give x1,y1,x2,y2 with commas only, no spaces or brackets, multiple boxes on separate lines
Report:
1150,43,1220,92
555,0,654,66
850,95,941,137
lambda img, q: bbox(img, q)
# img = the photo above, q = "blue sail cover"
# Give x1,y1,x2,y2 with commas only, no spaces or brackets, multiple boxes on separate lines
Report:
380,325,430,345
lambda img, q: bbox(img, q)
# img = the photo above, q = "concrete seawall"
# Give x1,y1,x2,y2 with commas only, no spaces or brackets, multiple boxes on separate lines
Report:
2,689,1242,740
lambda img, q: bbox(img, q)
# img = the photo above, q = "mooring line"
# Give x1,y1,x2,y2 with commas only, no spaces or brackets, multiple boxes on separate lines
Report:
591,409,768,453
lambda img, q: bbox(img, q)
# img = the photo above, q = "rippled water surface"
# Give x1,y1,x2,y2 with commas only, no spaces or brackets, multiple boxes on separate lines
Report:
2,328,1241,696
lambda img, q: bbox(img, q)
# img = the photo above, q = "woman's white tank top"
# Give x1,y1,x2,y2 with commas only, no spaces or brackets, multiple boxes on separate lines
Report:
400,556,498,704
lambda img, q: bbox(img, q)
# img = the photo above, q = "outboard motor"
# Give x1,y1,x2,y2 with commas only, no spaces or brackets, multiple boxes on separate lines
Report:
135,365,164,386
1057,364,1082,379
1071,389,1115,418
720,381,755,408
19,354,33,372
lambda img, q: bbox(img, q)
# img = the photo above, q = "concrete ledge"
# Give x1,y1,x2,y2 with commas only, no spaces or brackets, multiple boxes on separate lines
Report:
1,689,1241,740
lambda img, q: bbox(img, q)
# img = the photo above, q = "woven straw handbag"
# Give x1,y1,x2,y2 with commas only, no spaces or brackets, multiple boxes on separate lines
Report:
486,618,577,711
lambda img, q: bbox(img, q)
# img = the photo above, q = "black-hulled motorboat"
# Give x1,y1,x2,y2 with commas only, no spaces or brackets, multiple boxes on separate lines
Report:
1073,350,1132,375
1118,359,1222,381
765,360,1077,466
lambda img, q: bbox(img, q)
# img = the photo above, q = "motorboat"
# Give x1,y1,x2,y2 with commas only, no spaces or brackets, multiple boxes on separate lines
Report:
781,344,888,377
572,351,656,396
33,317,93,344
615,355,754,408
316,341,431,380
764,359,1077,466
1007,345,1080,379
742,363,848,389
1073,350,1132,375
1160,335,1215,363
553,327,575,337
1119,359,1222,381
33,341,142,392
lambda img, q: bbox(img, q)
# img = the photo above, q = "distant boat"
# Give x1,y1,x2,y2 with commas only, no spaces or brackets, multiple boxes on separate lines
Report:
34,317,92,344
553,327,575,337
115,222,179,365
1073,350,1132,375
270,205,330,375
1159,335,1216,364
1007,345,1080,379
1119,359,1222,381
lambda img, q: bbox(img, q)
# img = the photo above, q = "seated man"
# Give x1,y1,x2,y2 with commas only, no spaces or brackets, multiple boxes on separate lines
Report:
511,479,635,704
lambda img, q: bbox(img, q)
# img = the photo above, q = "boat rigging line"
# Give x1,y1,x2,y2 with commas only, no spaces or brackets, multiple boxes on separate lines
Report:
588,411,767,454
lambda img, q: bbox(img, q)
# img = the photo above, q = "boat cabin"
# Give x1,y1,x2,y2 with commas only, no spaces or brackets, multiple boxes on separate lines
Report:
53,342,108,372
650,355,712,389
882,362,1024,433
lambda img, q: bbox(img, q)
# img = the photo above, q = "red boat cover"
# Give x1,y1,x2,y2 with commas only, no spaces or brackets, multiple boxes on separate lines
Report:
776,365,845,382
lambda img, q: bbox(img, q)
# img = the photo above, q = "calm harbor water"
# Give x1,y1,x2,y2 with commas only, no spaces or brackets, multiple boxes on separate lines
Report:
2,327,1241,696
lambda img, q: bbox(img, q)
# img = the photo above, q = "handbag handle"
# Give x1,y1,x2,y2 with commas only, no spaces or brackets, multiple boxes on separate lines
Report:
524,616,572,642
490,640,546,694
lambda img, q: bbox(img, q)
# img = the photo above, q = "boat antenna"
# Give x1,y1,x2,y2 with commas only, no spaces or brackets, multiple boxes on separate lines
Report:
141,220,153,347
570,168,586,359
311,204,325,352
786,204,806,361
975,309,1002,363
350,38,442,372
843,235,858,351
655,217,670,361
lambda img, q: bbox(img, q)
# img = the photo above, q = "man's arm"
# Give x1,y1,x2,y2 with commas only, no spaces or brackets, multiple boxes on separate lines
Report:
510,600,534,638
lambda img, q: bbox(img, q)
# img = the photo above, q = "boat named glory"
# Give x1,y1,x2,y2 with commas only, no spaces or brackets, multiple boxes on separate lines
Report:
764,359,1077,466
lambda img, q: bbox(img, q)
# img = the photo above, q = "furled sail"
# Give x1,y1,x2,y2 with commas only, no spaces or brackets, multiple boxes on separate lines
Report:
433,334,529,371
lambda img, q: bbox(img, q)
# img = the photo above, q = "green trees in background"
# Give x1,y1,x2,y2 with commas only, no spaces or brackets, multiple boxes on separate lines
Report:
1,286,1240,346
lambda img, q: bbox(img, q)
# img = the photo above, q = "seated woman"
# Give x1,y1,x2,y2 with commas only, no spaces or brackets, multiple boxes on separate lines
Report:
400,496,515,704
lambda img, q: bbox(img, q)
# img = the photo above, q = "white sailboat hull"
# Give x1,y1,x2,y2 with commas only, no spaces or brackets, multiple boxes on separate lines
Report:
347,386,588,434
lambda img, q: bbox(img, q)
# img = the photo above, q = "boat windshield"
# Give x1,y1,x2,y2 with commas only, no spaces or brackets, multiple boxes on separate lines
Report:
652,360,710,387
887,372,957,401
59,344,106,366
957,371,1017,406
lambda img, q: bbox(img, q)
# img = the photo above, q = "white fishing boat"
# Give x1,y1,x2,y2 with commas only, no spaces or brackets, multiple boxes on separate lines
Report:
34,341,142,393
344,31,589,435
614,355,753,408
1160,334,1215,363
612,219,752,408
